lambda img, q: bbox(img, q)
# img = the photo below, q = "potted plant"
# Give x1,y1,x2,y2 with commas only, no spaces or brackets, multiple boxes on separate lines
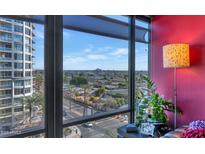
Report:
135,75,182,126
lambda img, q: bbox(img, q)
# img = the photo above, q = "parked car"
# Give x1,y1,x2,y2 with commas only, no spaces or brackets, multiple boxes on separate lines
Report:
82,122,93,128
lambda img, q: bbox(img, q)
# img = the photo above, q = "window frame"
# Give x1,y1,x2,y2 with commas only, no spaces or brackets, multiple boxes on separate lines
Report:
0,15,151,138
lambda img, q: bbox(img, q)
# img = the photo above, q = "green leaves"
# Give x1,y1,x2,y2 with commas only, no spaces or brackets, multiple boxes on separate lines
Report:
95,86,106,97
24,93,44,108
135,75,182,126
149,93,167,123
70,76,88,86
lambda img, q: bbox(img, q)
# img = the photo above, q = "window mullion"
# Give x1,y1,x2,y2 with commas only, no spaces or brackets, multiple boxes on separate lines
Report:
128,15,136,123
45,15,63,138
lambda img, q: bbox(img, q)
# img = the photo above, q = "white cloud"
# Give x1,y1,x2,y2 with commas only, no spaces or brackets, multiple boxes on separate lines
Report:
83,46,113,54
104,46,113,50
84,48,92,53
87,54,106,60
64,56,86,64
83,44,94,53
110,48,128,57
63,31,71,38
97,46,113,52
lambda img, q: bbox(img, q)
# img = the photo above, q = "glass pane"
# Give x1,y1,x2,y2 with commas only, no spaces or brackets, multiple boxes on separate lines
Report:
136,19,149,29
0,17,44,137
135,42,149,71
105,15,128,23
63,114,128,138
135,40,149,126
63,28,129,123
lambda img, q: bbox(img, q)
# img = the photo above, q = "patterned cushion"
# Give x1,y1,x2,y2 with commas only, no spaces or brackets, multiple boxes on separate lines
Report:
189,120,205,129
181,128,205,138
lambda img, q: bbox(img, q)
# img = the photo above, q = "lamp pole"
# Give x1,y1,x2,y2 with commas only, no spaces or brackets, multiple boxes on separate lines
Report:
174,67,177,129
163,43,190,130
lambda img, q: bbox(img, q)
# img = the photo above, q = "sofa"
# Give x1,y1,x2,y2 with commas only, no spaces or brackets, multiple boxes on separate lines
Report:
161,126,188,138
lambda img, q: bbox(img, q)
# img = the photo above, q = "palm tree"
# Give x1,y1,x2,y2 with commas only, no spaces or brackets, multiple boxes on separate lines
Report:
82,84,89,104
23,94,44,123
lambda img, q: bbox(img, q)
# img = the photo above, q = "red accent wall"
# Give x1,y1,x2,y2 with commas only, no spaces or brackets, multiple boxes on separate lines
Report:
151,15,205,127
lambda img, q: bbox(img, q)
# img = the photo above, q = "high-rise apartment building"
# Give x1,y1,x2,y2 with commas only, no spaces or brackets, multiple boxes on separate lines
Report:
0,17,34,132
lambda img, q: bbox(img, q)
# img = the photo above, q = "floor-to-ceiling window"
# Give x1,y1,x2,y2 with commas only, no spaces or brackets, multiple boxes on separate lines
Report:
135,17,150,125
0,15,150,138
62,15,150,138
62,16,130,137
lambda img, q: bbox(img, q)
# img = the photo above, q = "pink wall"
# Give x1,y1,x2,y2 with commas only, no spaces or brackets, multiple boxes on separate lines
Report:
151,15,205,127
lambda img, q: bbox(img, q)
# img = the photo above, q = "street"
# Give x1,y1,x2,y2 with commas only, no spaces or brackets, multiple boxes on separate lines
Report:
63,98,128,137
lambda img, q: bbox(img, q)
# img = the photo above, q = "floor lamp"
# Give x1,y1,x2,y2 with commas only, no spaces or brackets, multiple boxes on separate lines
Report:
163,43,190,129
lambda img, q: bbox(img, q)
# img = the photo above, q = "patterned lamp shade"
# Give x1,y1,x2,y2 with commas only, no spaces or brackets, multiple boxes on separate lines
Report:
163,43,190,68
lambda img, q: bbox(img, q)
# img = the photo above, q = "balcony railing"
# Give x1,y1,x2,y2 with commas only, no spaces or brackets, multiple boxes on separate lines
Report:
13,39,23,43
14,20,23,24
0,37,12,42
0,26,12,32
0,112,12,117
14,48,23,52
0,76,12,79
26,49,31,53
14,85,24,88
0,57,12,61
0,94,11,98
0,47,12,51
0,85,12,89
0,66,12,70
0,103,12,108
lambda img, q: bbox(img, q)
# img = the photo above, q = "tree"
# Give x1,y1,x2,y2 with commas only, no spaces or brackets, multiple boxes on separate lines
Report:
95,86,106,97
23,93,44,123
124,74,128,82
82,84,89,104
89,96,98,103
63,74,70,85
100,97,116,110
70,76,88,86
115,97,125,107
118,82,127,88
74,91,80,98
33,73,43,93
70,76,89,103
68,85,75,92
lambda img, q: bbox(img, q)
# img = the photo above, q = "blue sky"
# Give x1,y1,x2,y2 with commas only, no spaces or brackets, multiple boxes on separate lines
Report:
33,20,148,71
33,24,44,69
